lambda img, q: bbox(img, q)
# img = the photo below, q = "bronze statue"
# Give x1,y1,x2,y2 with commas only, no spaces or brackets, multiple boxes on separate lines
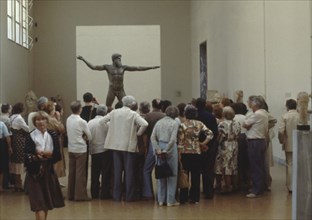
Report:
77,53,160,108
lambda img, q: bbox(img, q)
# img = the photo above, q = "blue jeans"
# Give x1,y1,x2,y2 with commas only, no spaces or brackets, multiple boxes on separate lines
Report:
156,141,178,204
142,141,155,198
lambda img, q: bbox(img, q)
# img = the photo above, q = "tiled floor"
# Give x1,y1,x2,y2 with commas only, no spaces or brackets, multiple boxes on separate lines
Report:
0,158,291,220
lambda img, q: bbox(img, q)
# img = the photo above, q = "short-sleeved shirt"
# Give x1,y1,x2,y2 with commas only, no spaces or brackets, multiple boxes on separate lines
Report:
178,119,214,154
0,121,10,139
244,109,268,139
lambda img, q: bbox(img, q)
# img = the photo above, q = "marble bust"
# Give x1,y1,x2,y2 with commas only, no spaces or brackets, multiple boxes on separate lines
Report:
297,91,310,130
25,90,38,115
234,90,244,103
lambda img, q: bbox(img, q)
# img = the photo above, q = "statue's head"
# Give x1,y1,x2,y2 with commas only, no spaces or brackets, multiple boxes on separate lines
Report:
112,53,122,67
235,90,243,102
297,91,309,106
25,90,38,113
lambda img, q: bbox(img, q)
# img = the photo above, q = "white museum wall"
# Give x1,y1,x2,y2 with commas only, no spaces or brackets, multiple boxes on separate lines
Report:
190,0,311,162
33,1,191,116
76,25,161,106
265,1,311,162
0,1,34,105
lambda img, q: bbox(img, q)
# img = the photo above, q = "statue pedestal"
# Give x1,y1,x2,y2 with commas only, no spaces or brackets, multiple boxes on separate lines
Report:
292,130,312,220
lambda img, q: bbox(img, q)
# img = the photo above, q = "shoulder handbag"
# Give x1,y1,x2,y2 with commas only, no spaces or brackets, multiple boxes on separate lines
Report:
154,156,173,179
178,161,189,189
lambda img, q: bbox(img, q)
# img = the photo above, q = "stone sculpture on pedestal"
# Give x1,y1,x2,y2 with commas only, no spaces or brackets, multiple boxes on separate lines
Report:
297,91,310,130
25,90,37,116
234,90,244,103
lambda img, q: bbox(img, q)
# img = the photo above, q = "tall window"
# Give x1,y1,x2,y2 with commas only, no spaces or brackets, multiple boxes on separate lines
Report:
7,0,31,49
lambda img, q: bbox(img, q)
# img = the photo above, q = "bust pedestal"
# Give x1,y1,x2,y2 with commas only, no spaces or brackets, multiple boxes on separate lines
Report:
292,130,312,220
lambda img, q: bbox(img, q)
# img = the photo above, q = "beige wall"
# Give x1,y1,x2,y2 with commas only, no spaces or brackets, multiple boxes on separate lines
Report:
190,0,311,161
0,1,34,105
33,0,191,115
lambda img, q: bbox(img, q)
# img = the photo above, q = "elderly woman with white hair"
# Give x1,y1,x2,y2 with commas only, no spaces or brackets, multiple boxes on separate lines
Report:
99,95,148,202
215,106,241,193
151,105,180,207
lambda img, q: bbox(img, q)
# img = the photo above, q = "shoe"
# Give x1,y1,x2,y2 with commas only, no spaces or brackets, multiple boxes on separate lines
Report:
159,202,164,207
142,196,154,201
167,202,180,207
100,195,112,200
205,194,214,199
246,193,260,198
189,200,199,205
288,190,292,194
75,197,91,201
14,187,24,192
265,186,271,192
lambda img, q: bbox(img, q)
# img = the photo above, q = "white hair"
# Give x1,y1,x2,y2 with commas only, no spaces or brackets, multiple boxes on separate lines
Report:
122,95,136,108
96,104,108,116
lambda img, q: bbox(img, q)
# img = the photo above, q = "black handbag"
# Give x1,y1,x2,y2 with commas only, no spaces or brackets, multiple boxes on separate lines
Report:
154,156,173,179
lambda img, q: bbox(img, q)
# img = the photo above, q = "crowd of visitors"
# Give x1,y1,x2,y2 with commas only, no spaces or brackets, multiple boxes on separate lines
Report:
0,92,300,219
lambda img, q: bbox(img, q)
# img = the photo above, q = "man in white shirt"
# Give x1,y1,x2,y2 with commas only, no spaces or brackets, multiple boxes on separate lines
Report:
100,95,148,202
87,105,112,199
243,96,268,198
66,100,92,201
278,99,299,193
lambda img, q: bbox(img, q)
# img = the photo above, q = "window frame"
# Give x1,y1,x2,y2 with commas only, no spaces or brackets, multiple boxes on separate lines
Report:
7,0,30,49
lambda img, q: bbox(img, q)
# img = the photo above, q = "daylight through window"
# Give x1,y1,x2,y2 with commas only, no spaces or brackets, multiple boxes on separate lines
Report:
7,0,32,49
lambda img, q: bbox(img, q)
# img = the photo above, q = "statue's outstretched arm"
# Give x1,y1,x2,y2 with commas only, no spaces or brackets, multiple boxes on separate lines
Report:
77,55,106,71
124,65,160,72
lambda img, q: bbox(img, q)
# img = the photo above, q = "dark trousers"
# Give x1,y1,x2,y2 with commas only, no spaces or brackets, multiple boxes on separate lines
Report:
113,150,137,201
201,140,218,198
0,138,10,188
134,153,145,199
247,139,266,195
180,154,201,203
91,151,113,199
238,133,249,188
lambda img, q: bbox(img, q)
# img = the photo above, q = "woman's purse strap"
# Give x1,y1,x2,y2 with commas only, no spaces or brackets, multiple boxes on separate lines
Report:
179,161,184,170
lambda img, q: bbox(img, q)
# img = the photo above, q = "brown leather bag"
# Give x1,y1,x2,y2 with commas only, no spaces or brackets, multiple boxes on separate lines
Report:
178,162,189,189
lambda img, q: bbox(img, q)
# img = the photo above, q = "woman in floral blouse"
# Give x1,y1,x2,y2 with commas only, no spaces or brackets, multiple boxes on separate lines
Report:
215,106,241,193
178,105,213,204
